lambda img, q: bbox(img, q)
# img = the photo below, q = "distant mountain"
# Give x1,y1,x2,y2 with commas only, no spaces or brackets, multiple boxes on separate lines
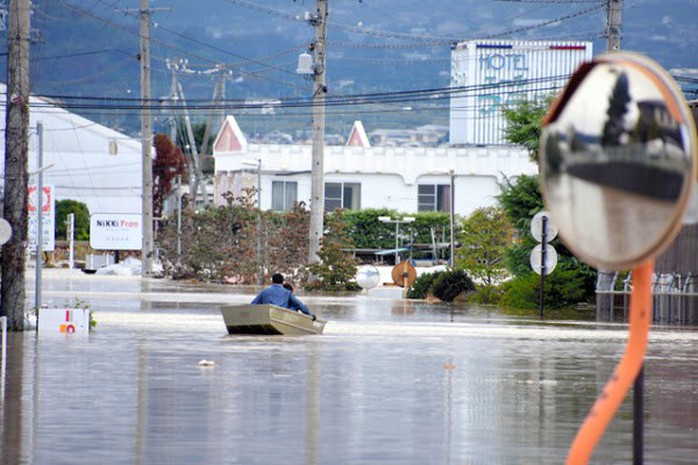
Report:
7,0,696,136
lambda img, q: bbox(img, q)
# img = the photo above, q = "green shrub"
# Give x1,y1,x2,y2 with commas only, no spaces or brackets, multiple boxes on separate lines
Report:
468,284,504,305
432,269,475,302
501,268,592,310
55,199,90,240
407,270,444,299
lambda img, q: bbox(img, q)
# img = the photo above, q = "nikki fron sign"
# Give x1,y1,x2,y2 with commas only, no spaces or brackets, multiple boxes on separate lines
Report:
90,213,142,250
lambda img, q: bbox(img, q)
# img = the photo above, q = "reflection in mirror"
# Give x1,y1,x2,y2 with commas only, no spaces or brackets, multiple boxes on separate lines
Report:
541,53,697,270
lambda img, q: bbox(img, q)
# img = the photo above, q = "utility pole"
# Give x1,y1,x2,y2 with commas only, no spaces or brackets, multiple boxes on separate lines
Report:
606,0,622,51
308,0,328,265
120,1,169,277
139,0,154,277
34,122,43,313
167,58,229,208
198,64,232,191
2,0,31,331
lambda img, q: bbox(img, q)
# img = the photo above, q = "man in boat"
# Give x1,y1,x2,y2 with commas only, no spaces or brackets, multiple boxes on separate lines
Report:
251,273,316,320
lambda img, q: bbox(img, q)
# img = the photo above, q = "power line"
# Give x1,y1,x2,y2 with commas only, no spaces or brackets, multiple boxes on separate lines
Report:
58,0,305,90
20,73,561,104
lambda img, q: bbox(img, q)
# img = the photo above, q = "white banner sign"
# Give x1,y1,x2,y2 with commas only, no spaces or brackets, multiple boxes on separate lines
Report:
28,184,55,252
90,213,142,250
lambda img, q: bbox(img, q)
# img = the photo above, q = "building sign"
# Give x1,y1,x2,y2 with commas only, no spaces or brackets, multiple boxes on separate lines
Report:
28,184,55,252
90,213,142,250
450,40,593,145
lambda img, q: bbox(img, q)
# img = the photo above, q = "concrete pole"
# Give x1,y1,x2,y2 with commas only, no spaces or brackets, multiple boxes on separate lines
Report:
140,0,154,277
606,0,622,51
67,213,75,270
35,121,43,313
176,175,182,264
2,0,31,330
393,222,399,265
256,160,263,285
308,0,328,265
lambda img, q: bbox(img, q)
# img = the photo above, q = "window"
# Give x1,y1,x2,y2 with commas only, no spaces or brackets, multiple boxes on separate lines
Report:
271,181,297,211
325,182,361,211
418,184,451,212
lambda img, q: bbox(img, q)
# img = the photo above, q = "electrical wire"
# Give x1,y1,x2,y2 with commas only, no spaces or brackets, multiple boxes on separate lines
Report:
24,74,570,108
58,0,306,91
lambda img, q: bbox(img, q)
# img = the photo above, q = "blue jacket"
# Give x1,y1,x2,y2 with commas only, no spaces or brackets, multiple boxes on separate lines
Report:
251,283,313,317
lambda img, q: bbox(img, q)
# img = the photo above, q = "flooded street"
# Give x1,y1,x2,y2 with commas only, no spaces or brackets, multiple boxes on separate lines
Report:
2,270,698,464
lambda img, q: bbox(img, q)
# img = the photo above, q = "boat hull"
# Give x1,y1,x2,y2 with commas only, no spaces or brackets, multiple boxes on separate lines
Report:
220,304,326,335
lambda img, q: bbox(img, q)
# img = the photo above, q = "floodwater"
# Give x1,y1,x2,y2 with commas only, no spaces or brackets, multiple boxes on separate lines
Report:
1,271,698,465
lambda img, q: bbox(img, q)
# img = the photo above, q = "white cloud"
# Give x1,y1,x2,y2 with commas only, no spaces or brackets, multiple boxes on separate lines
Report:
512,18,546,27
670,68,698,76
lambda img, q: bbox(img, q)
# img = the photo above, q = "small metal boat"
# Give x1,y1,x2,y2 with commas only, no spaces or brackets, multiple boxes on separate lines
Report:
220,304,326,335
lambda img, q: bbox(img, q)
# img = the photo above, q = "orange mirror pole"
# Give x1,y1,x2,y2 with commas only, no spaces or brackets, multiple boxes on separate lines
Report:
566,260,653,465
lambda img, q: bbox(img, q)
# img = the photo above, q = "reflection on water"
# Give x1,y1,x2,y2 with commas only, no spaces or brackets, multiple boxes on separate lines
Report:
2,276,698,464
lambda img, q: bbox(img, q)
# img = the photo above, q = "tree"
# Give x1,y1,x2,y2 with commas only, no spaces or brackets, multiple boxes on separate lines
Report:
266,202,310,283
497,174,544,231
499,99,597,309
601,71,631,147
502,95,554,163
307,209,359,291
192,122,216,174
455,206,512,287
153,134,187,219
55,200,90,241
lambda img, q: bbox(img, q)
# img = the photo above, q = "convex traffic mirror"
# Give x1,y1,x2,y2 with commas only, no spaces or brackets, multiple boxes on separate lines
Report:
540,52,698,270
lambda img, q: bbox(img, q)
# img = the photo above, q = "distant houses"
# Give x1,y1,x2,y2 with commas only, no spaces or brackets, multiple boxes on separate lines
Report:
368,125,448,147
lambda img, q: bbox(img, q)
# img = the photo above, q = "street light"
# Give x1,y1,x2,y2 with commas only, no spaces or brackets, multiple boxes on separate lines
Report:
448,169,455,268
378,216,416,265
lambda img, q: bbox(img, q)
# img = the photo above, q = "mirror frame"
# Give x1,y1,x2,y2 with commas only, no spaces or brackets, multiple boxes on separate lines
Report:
540,51,698,270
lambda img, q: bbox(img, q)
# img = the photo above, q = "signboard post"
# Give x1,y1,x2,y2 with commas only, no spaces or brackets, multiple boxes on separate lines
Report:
530,211,557,319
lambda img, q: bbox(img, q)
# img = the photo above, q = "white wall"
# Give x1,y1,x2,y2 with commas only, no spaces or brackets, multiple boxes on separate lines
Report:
214,141,536,217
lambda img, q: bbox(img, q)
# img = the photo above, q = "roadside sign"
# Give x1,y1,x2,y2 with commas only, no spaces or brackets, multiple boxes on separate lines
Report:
0,218,12,245
38,308,91,337
530,243,557,276
531,210,558,243
90,213,142,250
28,184,55,252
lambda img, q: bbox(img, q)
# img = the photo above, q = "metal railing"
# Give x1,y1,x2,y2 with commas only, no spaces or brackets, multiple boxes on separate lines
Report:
596,272,698,324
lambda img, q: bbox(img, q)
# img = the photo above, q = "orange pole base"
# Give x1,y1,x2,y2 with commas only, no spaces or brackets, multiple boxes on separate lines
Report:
566,260,653,465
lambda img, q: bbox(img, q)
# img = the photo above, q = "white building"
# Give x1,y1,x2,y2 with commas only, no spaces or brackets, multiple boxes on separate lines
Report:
449,39,593,145
213,117,537,217
0,83,143,216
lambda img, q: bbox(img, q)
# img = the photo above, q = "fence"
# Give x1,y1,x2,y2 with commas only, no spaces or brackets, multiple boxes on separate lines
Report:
596,271,698,324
